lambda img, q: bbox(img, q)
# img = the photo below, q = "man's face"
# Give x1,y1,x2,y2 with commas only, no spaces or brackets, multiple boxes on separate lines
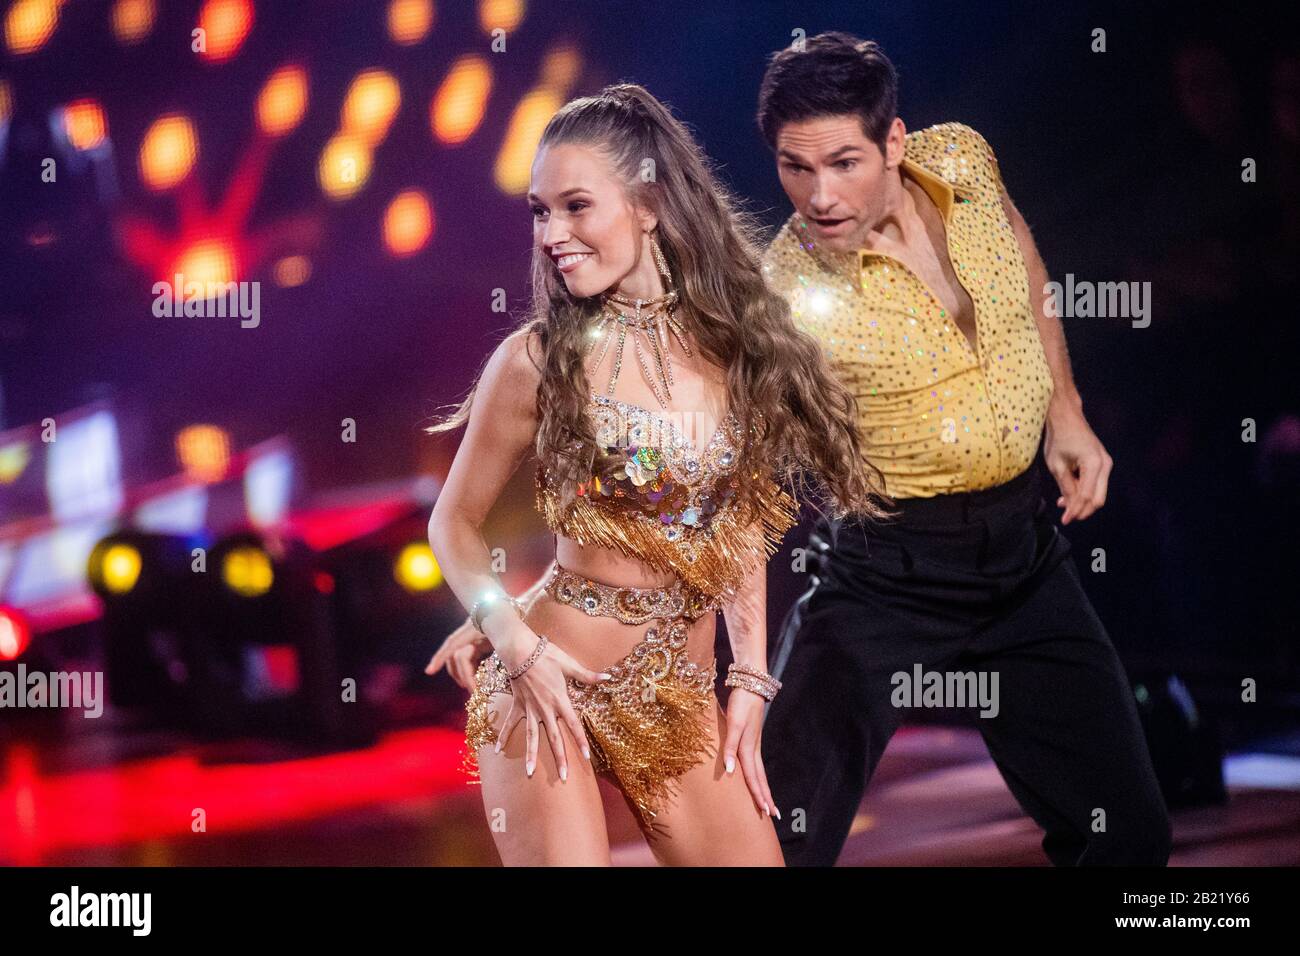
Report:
774,115,903,252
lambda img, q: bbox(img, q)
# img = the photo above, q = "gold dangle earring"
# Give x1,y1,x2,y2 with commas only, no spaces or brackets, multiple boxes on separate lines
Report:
649,228,673,288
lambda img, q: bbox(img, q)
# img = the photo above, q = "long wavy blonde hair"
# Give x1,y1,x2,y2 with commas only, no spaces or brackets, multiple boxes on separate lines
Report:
428,83,888,523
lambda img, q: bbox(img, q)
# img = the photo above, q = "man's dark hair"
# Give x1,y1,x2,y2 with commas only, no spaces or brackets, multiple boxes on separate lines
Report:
756,32,898,151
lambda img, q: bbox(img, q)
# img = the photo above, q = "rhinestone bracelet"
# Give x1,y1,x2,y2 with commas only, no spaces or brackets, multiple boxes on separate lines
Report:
504,634,549,681
725,662,782,701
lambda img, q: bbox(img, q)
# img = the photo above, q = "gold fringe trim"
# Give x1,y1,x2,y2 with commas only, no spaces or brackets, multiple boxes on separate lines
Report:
461,648,718,829
535,466,799,602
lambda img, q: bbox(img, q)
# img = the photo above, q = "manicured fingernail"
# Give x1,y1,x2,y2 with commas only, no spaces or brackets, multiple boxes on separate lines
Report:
775,807,782,820
526,760,535,777
598,673,612,680
560,765,567,782
763,804,770,817
725,756,734,774
583,745,591,760
494,739,500,753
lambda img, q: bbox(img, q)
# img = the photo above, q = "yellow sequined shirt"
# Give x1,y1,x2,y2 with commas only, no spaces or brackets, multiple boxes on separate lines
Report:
534,394,799,603
762,122,1053,499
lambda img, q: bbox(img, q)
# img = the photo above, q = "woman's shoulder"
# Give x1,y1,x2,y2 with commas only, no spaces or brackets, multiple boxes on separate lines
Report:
489,325,545,379
476,325,545,417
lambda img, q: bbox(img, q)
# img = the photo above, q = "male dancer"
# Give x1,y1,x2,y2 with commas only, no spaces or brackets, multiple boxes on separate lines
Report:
757,33,1172,866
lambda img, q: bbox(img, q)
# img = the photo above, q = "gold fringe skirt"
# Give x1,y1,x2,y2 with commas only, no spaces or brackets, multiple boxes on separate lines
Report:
462,564,721,829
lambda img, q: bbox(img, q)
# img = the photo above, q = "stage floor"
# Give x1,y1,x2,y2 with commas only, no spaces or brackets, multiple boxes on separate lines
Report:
4,719,1298,866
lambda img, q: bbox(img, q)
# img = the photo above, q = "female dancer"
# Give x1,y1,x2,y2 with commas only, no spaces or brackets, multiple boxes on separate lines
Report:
426,84,885,865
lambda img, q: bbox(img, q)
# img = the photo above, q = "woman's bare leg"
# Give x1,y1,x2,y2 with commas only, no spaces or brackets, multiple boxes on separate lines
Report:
474,690,612,865
635,701,785,866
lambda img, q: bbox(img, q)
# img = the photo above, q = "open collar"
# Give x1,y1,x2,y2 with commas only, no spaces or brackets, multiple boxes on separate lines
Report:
791,138,971,284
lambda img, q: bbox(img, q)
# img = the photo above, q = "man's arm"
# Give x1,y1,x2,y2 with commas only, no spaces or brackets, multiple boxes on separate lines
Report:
1000,187,1113,524
1001,189,1081,410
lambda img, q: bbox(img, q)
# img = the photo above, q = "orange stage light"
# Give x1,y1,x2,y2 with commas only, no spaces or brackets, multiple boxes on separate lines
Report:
176,425,232,483
478,0,525,34
64,99,107,151
388,0,434,45
112,0,155,45
318,132,372,200
196,0,254,63
139,114,198,191
256,65,309,137
341,69,401,147
172,237,238,288
494,87,562,196
431,55,492,145
383,190,434,257
5,0,59,56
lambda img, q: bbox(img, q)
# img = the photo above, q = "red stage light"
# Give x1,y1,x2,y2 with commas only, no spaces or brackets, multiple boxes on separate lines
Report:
0,606,33,661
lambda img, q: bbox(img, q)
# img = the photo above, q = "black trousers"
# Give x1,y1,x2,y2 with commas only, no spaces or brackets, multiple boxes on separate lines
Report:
761,466,1172,866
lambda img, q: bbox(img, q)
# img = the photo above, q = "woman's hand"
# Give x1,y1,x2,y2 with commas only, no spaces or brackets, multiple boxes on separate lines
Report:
493,624,606,782
722,687,779,820
424,617,491,690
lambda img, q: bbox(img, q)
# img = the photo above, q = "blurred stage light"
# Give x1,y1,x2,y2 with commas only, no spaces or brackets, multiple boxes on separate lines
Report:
244,446,294,529
222,545,274,598
318,132,372,199
478,0,525,34
86,534,164,601
431,54,492,145
63,99,108,152
5,0,59,56
197,0,254,64
172,237,238,287
99,543,143,595
273,255,311,288
139,114,198,191
176,424,231,483
388,0,434,45
256,64,309,137
541,43,582,89
0,606,32,661
0,80,11,122
46,410,123,523
394,542,441,592
494,88,562,196
112,0,155,45
341,69,401,147
383,190,433,258
134,484,209,535
0,439,30,484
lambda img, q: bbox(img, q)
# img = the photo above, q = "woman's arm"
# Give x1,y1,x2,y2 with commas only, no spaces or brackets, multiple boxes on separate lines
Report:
427,328,548,663
423,556,558,689
720,553,779,819
722,555,768,676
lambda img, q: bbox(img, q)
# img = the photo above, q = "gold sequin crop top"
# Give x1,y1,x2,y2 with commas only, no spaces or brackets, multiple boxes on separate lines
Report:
534,393,800,602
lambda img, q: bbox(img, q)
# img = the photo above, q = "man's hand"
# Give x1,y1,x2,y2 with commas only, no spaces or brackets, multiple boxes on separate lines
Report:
1044,395,1112,525
424,617,492,690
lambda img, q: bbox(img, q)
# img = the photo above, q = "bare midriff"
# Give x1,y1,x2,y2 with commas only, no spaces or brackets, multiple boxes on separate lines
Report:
521,535,719,676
